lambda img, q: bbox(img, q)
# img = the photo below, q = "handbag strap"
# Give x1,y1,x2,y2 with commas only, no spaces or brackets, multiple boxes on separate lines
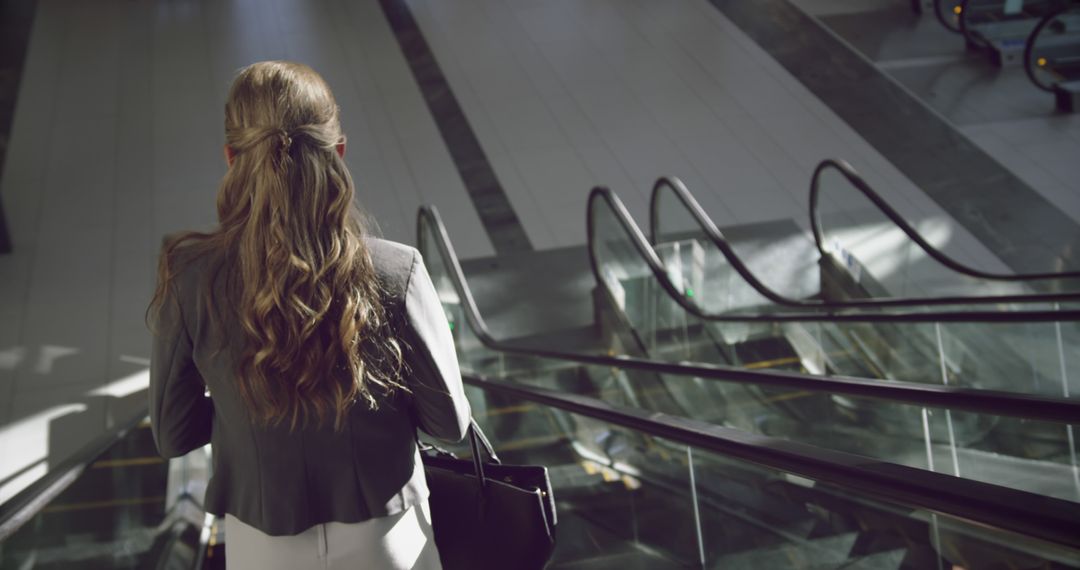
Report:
467,419,502,491
417,419,502,482
468,424,487,489
469,419,500,464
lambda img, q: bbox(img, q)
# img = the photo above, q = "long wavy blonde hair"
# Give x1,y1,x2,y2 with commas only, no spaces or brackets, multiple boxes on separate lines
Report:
148,61,405,431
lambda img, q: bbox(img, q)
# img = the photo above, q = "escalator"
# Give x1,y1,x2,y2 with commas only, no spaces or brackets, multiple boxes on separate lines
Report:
933,0,1080,109
1026,4,1080,111
0,413,219,569
417,182,1080,567
417,168,1080,507
6,180,1080,568
3,373,1080,569
611,159,1080,402
458,375,1080,569
932,0,1076,66
959,0,1073,66
604,159,1080,396
591,164,1080,504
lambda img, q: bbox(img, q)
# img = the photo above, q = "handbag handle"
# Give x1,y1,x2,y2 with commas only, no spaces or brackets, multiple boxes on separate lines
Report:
469,419,500,463
417,419,502,479
467,419,500,491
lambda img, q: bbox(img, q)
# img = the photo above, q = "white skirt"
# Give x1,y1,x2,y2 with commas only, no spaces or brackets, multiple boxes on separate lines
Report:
224,501,443,570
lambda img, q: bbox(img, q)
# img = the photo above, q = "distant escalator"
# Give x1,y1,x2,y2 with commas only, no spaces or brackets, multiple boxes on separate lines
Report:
1026,4,1080,110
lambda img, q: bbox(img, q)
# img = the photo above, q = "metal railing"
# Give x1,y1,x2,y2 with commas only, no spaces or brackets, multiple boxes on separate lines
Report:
468,373,1080,552
0,410,148,542
600,184,1080,321
644,160,1080,318
418,204,1080,423
808,159,1080,282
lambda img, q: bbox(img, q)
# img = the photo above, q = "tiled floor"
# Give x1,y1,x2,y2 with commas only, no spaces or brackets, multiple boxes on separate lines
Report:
0,0,1072,504
406,0,1021,266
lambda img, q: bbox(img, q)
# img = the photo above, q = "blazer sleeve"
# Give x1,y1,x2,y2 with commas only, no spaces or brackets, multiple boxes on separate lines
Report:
402,250,471,442
148,277,213,458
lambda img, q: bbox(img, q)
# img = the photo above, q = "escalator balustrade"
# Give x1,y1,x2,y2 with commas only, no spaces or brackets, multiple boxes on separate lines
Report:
960,0,1074,66
0,418,215,569
1026,4,1080,110
418,193,1080,506
6,375,1080,569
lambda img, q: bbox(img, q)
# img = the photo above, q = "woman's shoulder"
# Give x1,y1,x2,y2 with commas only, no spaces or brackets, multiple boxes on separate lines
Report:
159,234,219,287
364,237,419,300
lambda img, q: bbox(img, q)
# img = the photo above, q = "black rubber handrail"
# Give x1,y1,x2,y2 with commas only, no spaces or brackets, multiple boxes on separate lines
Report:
596,184,1080,322
467,373,1080,552
809,159,1080,282
418,205,1080,423
1024,5,1080,92
0,408,214,548
935,0,964,31
0,409,148,542
961,0,1078,56
650,169,1080,312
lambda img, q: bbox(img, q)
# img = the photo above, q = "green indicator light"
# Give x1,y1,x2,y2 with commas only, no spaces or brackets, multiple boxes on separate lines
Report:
685,288,695,298
448,322,455,331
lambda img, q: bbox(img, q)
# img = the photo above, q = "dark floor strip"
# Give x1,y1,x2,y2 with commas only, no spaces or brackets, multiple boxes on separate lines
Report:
377,0,533,255
707,0,1080,274
0,0,37,254
0,196,10,254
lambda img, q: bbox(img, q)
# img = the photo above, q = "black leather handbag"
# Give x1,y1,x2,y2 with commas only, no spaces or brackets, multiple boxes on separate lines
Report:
420,420,557,570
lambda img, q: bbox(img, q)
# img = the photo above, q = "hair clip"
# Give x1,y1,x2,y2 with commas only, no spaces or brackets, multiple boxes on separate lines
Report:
278,129,293,165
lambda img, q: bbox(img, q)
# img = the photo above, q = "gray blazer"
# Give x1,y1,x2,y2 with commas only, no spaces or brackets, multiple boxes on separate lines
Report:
148,238,471,536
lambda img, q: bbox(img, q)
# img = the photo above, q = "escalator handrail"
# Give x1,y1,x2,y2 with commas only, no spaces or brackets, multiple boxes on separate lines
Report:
935,0,964,31
1024,4,1079,92
418,204,1080,424
0,409,148,542
809,158,1080,283
596,183,1080,323
650,171,1080,311
467,373,1080,552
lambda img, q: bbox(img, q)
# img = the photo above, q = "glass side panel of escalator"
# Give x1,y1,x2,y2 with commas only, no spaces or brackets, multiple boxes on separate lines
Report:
0,420,215,570
454,310,1080,506
444,381,1080,569
609,186,1080,400
420,208,1080,506
653,163,1080,304
808,162,1080,298
590,194,1080,502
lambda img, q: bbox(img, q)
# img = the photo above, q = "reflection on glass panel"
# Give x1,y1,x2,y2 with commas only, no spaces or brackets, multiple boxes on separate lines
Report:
457,384,1080,568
